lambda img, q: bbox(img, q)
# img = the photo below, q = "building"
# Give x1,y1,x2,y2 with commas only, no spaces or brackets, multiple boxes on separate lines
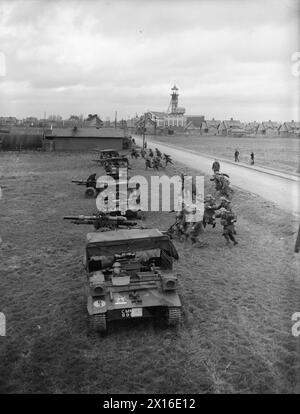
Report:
0,116,19,127
200,119,220,135
134,85,205,135
257,121,280,136
45,127,129,151
244,121,259,135
127,116,140,133
185,116,205,134
164,85,186,131
84,114,103,128
218,118,245,136
135,113,157,135
279,120,300,137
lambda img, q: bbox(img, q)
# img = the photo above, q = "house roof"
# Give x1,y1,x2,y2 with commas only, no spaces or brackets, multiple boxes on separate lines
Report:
186,116,204,127
148,111,167,118
202,120,221,128
221,120,243,128
261,121,280,129
282,121,300,130
45,127,126,139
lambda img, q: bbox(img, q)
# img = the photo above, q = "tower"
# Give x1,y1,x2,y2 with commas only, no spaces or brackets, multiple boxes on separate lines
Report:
170,85,179,114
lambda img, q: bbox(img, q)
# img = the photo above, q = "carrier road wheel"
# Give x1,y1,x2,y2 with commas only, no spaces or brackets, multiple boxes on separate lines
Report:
166,307,182,326
88,314,107,333
85,187,97,199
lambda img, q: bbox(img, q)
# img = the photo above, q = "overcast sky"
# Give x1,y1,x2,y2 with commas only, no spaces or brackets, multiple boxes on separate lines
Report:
0,0,299,121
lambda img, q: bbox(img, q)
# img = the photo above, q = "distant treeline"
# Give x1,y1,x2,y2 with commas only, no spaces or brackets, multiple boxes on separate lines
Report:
0,129,44,150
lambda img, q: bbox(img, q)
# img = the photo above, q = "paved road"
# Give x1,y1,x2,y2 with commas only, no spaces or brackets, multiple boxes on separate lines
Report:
134,136,300,216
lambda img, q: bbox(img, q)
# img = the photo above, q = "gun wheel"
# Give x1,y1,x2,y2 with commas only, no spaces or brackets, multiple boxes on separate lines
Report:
88,314,107,333
85,187,97,199
166,307,182,326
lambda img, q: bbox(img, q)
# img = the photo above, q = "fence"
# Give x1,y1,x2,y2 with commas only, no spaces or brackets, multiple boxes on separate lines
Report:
0,130,44,150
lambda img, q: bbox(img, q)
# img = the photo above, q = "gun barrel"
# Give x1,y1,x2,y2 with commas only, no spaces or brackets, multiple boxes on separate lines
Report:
63,215,97,220
71,180,87,185
107,215,127,221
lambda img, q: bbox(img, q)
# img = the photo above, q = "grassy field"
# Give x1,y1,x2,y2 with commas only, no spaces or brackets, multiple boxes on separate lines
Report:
0,151,299,393
147,135,300,174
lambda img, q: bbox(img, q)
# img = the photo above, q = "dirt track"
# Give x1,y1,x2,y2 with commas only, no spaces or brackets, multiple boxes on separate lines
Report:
0,151,300,393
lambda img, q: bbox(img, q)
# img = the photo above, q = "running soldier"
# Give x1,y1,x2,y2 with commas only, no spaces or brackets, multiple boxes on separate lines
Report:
152,156,161,170
164,153,173,166
203,194,217,228
145,157,152,170
155,148,162,157
215,196,232,212
212,159,220,174
215,207,238,245
130,148,139,159
211,173,232,198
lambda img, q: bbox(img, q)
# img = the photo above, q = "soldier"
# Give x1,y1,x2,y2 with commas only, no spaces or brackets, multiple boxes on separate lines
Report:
131,148,139,159
210,173,222,192
155,148,162,157
145,157,152,170
152,157,160,170
140,149,146,158
295,224,300,253
177,204,190,240
212,159,220,174
189,220,205,247
86,173,97,188
164,153,173,166
212,173,232,198
219,175,232,198
215,207,238,245
203,194,217,228
148,148,154,158
215,196,232,212
250,152,255,165
234,149,240,162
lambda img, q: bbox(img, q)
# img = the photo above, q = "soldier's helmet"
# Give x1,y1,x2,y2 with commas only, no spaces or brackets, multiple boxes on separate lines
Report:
219,207,228,214
205,194,214,201
220,196,230,202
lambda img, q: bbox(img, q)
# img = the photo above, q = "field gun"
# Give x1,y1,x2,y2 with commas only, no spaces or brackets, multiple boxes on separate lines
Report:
63,213,138,230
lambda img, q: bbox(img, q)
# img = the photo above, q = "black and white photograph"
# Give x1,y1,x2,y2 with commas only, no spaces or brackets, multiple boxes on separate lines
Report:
0,0,299,398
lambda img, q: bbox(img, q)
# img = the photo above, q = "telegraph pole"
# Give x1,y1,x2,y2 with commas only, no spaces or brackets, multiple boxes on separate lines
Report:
142,112,146,149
